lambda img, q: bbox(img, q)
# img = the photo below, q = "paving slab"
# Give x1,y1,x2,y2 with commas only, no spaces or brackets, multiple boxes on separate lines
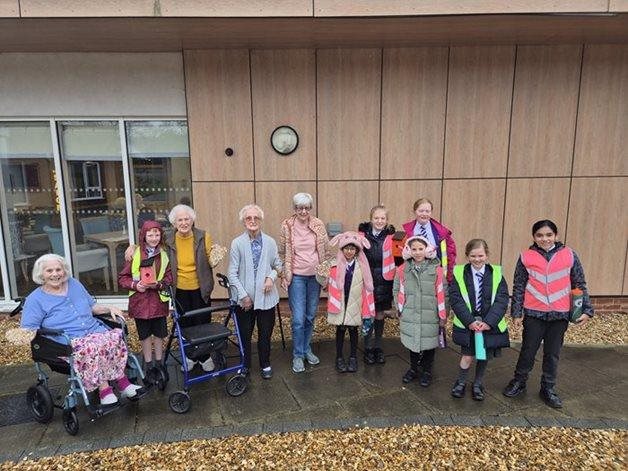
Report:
0,341,625,463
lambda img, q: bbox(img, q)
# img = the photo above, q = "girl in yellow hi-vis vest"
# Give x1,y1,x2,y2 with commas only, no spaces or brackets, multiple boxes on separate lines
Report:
394,236,446,387
119,220,172,381
449,239,510,401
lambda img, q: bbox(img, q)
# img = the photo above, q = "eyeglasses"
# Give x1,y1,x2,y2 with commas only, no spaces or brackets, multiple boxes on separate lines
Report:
294,206,312,212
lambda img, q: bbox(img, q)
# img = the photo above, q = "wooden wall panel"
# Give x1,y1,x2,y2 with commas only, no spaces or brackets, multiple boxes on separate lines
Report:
0,0,19,17
441,179,506,264
255,181,317,243
379,180,442,230
185,50,253,181
314,1,609,16
317,49,381,180
444,46,515,178
501,178,570,286
509,45,582,177
161,1,313,17
191,181,254,299
573,45,628,176
381,47,448,180
623,241,628,295
251,49,316,181
317,181,379,234
566,177,627,295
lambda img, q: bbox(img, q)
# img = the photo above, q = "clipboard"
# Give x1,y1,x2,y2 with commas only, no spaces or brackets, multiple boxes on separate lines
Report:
139,256,156,284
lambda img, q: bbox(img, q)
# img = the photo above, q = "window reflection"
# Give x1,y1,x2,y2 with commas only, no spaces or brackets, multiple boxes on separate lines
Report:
0,122,57,298
126,121,192,231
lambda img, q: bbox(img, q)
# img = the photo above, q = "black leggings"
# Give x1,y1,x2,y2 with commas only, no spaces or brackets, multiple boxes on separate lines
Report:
336,326,358,359
409,348,435,373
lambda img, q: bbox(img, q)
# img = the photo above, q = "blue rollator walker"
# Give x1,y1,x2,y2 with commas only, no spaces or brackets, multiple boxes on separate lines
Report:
163,273,248,413
11,300,149,436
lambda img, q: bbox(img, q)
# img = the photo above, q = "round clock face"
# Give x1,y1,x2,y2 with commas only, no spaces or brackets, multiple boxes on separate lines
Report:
270,126,299,155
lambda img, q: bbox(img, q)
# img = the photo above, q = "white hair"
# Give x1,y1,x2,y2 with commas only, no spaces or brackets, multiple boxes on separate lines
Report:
168,204,196,225
292,192,313,208
238,204,264,222
32,254,71,285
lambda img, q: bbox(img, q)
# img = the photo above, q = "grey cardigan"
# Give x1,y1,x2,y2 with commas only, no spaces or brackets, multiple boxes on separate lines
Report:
227,231,282,310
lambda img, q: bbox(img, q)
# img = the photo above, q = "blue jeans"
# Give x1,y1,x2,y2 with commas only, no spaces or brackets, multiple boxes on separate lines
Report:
288,274,321,358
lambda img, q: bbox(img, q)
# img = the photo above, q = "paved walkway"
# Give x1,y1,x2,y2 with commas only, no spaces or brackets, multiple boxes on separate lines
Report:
0,339,626,463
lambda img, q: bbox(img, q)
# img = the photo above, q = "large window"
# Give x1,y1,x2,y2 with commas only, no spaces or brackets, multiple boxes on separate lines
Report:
126,120,191,231
0,119,191,300
0,122,57,298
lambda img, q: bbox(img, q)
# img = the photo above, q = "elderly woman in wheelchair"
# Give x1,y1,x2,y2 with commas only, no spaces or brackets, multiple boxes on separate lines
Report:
17,254,147,434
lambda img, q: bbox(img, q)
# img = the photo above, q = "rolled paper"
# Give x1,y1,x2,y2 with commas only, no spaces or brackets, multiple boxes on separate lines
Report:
475,331,486,360
474,316,486,360
570,288,584,323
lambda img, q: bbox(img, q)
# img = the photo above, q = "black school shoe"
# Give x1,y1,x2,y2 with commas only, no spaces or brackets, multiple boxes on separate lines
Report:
451,381,466,398
402,368,418,383
472,384,485,401
419,371,433,387
539,387,563,409
363,349,376,365
373,348,386,364
260,367,273,380
503,379,527,398
347,357,358,373
336,357,347,373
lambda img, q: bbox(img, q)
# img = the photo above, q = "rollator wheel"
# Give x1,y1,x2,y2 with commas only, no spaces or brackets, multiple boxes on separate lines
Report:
62,408,79,435
169,391,191,414
226,374,248,397
26,384,54,423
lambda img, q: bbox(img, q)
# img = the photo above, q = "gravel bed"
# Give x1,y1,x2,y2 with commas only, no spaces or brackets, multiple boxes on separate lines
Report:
2,425,625,470
1,312,626,367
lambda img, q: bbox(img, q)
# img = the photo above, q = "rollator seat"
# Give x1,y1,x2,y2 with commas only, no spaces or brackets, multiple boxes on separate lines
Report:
181,322,231,346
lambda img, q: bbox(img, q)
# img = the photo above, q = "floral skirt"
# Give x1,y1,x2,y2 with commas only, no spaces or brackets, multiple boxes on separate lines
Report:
70,329,128,392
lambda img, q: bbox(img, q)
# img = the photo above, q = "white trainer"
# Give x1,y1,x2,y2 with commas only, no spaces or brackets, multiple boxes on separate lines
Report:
181,356,197,372
100,391,118,405
200,357,215,372
120,383,143,399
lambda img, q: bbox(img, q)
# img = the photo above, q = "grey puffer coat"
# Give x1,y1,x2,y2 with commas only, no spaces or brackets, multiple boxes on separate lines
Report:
393,258,441,353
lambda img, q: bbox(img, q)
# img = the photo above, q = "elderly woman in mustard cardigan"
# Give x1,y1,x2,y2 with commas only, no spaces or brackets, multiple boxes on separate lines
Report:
228,204,282,379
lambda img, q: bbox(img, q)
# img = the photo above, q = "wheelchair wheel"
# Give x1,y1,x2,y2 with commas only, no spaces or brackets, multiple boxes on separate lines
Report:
26,384,54,424
62,408,79,435
169,391,191,414
226,374,248,397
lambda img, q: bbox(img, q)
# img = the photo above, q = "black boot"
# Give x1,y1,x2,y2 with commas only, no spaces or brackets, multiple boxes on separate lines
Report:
402,368,418,383
419,370,433,388
363,349,376,365
373,348,386,364
451,381,466,398
335,357,347,373
540,386,563,409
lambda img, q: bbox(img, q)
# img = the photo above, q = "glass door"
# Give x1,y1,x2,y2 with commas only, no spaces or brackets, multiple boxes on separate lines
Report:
57,121,129,295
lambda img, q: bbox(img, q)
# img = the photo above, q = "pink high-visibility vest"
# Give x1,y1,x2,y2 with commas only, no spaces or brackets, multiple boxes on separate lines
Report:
521,247,573,312
327,266,375,318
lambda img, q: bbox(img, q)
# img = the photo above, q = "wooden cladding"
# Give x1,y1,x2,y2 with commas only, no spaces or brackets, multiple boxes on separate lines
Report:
185,45,628,295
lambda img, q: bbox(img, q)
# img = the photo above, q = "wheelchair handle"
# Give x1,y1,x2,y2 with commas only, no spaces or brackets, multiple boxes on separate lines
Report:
10,298,25,317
